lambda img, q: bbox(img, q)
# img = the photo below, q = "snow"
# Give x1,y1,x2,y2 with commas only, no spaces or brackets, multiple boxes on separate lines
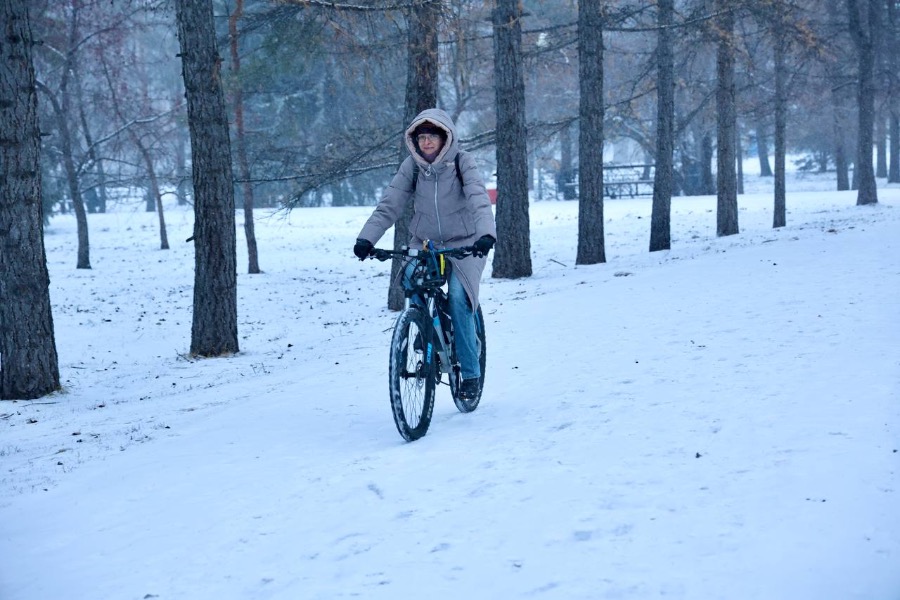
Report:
2,173,899,600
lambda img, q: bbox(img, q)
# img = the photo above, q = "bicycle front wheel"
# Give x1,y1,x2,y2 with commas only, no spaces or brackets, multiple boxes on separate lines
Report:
389,306,436,441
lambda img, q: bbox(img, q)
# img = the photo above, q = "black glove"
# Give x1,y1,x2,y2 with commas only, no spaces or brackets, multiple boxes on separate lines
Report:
472,235,495,257
354,238,373,260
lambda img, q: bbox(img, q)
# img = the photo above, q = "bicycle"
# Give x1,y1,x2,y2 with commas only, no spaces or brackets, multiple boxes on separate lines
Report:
366,241,487,442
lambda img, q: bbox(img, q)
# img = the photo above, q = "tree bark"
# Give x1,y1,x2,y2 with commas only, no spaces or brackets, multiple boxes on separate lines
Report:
229,0,261,274
388,0,439,311
716,0,739,237
890,112,900,182
175,0,239,356
175,121,189,205
832,89,851,190
773,5,787,228
847,0,879,205
560,122,575,200
491,0,532,278
701,132,715,195
0,0,61,399
649,0,674,252
576,0,606,264
875,112,887,178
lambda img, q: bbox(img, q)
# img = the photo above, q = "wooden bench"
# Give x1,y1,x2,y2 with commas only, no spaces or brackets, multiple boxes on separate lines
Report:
603,164,655,199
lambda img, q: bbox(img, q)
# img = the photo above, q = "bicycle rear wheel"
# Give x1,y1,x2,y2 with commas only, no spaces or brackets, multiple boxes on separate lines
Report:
389,306,436,441
451,305,487,413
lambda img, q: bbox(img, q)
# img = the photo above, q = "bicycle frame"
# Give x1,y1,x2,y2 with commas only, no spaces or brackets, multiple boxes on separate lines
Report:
422,291,453,379
370,242,476,384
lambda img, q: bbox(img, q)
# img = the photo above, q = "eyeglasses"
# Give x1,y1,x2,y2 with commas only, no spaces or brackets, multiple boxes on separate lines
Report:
417,133,442,143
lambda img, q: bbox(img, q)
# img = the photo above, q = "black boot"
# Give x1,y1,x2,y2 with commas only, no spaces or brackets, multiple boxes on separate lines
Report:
459,377,481,400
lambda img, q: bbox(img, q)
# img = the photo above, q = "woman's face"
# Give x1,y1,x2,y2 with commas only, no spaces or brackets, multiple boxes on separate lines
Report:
417,132,444,156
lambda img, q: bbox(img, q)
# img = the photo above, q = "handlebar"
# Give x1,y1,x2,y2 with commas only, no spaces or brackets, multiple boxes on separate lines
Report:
367,244,479,262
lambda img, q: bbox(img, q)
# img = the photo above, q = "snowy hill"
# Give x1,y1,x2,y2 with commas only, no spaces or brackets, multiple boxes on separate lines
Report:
2,179,899,600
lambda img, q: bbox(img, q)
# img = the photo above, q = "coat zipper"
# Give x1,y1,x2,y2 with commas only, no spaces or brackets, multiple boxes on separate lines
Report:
430,166,443,243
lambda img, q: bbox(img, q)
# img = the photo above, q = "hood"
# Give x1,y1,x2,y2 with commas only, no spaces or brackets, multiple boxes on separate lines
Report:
405,108,458,167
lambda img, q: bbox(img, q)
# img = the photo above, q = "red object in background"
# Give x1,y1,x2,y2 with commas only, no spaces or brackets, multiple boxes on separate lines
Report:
487,188,498,204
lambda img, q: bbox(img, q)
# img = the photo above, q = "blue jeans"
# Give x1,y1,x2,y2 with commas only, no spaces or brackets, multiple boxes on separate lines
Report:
403,261,480,380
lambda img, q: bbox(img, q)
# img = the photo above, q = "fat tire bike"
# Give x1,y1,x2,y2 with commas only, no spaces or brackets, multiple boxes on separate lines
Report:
366,242,487,442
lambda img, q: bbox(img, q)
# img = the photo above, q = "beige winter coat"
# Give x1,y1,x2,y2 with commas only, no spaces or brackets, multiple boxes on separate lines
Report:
358,108,496,309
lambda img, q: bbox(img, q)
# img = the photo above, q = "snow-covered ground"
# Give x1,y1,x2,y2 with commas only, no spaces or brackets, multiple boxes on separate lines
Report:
2,172,899,600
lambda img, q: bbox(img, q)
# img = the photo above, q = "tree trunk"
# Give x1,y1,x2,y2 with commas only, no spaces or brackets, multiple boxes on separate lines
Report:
826,0,850,192
848,0,879,205
577,0,606,264
833,96,851,190
773,8,787,228
890,111,900,182
58,4,90,268
755,120,773,176
388,0,439,311
175,0,239,357
175,121,189,205
716,0,739,237
75,64,107,214
36,77,91,268
560,122,575,200
491,0,532,278
137,142,169,250
229,0,260,274
650,0,674,252
701,133,715,195
888,0,900,183
875,112,887,178
0,0,61,399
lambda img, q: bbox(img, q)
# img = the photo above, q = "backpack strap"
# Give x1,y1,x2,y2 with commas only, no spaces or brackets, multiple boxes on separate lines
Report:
410,153,465,192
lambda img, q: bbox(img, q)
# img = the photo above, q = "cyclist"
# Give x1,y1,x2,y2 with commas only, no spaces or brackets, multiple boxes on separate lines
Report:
354,108,496,400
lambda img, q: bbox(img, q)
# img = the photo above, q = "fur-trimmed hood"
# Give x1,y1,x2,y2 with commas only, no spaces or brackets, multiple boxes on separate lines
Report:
405,108,458,168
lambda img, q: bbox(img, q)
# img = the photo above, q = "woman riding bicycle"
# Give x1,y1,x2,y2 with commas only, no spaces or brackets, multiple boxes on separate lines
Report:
354,108,496,401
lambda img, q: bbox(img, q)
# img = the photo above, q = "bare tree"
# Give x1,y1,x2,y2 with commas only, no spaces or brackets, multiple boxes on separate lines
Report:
576,0,605,265
715,0,739,237
0,0,60,399
847,0,880,205
37,76,90,268
650,0,675,252
37,13,92,269
175,0,239,356
387,0,439,311
228,0,261,274
491,0,532,279
99,57,171,250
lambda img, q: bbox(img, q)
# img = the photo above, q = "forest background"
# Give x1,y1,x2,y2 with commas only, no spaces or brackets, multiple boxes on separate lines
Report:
1,0,898,400
29,0,900,223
